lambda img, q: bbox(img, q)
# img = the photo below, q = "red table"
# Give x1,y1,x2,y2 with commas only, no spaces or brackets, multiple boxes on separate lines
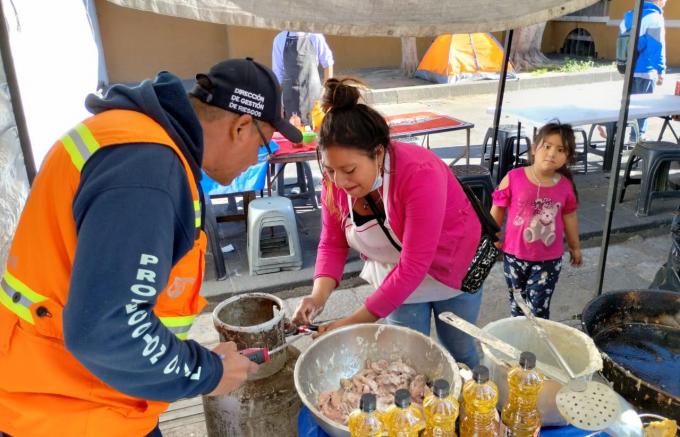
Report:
386,111,475,164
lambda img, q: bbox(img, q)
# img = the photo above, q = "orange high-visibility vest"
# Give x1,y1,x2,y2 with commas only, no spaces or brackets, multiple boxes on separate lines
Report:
0,109,208,437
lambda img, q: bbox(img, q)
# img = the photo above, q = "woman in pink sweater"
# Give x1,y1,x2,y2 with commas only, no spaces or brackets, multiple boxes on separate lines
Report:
292,78,484,367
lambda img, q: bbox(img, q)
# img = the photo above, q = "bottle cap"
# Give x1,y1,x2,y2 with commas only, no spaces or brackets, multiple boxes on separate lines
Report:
472,365,490,383
394,388,411,408
359,393,377,413
433,379,450,398
519,351,537,369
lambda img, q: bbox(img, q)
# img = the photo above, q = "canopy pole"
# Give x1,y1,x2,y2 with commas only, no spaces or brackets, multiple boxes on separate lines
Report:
595,0,644,295
0,0,35,185
488,29,513,178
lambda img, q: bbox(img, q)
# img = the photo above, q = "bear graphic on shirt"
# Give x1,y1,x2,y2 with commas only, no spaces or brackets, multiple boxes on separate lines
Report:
524,199,561,246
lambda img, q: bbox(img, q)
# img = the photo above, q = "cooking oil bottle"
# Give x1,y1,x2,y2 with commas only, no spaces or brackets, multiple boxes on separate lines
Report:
387,388,425,437
348,393,384,437
423,379,459,437
500,351,544,437
460,365,499,437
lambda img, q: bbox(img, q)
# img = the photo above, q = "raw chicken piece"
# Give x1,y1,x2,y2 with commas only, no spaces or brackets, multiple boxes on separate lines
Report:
316,359,430,425
409,374,431,404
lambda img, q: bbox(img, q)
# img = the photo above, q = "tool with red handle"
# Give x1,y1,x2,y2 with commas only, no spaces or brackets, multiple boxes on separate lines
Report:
239,347,271,364
238,330,310,364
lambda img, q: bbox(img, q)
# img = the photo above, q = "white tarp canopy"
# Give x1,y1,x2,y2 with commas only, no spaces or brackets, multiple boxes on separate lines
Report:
107,0,600,37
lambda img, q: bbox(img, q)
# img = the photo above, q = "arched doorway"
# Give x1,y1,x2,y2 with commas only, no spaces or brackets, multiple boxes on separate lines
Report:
560,28,597,58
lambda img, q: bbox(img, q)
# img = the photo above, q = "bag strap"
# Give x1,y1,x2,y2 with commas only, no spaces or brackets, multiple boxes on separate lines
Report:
364,195,402,252
363,177,500,252
458,180,500,241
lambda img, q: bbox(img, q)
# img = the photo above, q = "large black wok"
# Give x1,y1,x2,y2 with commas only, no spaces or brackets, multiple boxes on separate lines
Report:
581,289,680,420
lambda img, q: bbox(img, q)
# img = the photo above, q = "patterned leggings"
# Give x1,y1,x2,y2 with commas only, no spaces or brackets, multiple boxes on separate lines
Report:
503,253,562,319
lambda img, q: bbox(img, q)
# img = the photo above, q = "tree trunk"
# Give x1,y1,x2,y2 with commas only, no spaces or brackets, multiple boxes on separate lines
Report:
400,37,418,78
509,23,551,71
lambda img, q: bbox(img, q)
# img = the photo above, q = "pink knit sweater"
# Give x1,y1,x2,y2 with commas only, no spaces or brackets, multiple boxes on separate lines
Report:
313,141,481,317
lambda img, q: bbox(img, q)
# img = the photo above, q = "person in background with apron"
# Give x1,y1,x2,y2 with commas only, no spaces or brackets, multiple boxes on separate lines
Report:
272,31,334,126
291,78,484,368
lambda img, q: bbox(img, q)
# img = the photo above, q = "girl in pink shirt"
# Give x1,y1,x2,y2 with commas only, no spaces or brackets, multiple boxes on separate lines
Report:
291,78,483,367
491,123,583,319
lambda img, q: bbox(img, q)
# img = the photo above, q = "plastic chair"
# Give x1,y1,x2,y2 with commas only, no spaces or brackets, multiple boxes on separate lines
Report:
450,164,495,210
247,196,302,275
482,125,531,184
572,127,589,174
619,141,680,217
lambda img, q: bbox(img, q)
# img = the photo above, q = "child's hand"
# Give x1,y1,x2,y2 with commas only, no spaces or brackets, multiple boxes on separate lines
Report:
569,247,583,267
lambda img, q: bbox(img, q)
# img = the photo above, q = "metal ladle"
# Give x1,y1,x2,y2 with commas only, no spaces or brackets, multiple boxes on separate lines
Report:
512,294,622,432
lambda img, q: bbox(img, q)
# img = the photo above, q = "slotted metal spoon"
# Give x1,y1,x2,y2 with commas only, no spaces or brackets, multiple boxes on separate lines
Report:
512,294,621,431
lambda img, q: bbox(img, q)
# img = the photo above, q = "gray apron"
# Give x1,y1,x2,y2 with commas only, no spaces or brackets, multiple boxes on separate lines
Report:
282,32,322,126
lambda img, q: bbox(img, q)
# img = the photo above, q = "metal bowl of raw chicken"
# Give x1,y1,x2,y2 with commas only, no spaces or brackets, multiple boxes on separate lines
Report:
294,323,461,437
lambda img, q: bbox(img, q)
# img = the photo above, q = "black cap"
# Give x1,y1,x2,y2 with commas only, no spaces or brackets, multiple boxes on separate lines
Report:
519,351,537,369
359,393,377,413
394,389,411,408
433,379,450,398
472,365,490,383
190,57,302,143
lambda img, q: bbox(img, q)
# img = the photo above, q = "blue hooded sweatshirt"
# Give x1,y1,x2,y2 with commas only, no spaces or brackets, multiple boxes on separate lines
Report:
62,72,222,402
620,1,666,78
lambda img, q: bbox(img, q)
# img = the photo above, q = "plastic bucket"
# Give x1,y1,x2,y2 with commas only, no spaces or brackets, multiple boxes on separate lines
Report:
481,317,602,426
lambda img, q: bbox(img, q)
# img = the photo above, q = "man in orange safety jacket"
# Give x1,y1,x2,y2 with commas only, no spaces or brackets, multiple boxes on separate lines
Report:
0,58,302,437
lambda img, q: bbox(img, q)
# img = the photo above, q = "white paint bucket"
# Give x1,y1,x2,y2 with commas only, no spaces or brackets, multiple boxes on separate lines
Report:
481,316,602,426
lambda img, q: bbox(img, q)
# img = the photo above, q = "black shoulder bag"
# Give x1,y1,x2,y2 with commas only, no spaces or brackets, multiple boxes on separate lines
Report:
364,180,500,294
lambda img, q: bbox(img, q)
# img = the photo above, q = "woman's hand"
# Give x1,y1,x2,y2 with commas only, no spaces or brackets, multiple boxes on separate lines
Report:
314,306,379,338
292,295,326,326
569,247,583,267
293,277,336,325
314,317,352,337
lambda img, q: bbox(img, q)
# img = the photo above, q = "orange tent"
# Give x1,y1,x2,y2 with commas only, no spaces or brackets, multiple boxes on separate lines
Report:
415,33,516,84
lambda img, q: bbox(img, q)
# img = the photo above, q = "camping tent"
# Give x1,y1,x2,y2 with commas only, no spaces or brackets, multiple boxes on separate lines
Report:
415,33,516,84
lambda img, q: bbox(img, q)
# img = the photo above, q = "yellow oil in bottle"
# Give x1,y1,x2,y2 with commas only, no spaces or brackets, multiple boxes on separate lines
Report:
348,393,384,437
500,351,544,437
387,388,425,437
460,365,499,437
423,379,459,437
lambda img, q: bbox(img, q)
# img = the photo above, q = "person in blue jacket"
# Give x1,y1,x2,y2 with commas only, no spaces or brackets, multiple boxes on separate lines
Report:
620,0,667,141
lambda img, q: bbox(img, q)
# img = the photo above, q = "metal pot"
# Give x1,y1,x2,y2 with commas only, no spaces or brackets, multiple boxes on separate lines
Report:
293,323,461,437
581,289,680,420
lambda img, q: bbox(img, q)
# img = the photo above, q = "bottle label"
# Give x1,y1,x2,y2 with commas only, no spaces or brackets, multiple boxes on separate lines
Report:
500,423,539,437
